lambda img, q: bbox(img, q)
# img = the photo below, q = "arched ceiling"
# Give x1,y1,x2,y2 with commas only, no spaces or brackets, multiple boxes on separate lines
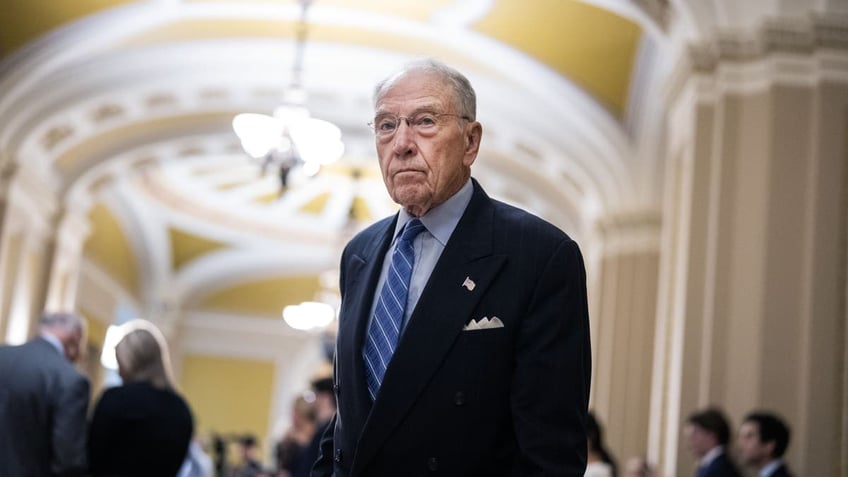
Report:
1,0,642,114
0,0,670,328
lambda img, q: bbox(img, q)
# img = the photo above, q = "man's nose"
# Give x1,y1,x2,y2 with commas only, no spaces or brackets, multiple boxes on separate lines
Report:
391,120,416,157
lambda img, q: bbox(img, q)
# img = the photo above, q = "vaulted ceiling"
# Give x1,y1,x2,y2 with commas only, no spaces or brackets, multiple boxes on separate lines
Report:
0,0,671,326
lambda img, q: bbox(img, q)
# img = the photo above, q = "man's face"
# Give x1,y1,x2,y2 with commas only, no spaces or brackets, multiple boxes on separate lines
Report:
736,421,771,468
684,424,713,458
62,328,83,363
373,70,481,217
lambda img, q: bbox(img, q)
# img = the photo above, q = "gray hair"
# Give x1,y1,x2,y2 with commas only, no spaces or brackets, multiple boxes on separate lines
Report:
373,58,477,120
39,312,83,332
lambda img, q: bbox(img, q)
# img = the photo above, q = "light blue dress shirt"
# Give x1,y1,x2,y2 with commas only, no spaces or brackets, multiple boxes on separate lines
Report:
760,460,783,477
367,179,474,336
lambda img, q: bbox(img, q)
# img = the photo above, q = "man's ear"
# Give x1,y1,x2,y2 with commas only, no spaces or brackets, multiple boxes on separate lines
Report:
764,440,777,459
463,121,482,166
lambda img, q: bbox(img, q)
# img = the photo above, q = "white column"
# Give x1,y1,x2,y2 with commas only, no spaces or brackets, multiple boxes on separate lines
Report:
0,161,58,343
654,13,848,476
590,209,661,464
44,192,93,313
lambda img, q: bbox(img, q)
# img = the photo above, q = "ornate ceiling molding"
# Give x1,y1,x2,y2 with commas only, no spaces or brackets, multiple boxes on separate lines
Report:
688,14,848,72
665,13,848,108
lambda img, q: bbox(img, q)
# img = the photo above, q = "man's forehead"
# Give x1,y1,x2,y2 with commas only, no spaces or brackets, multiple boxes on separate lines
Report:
740,422,759,435
374,102,442,115
378,70,451,99
384,68,441,88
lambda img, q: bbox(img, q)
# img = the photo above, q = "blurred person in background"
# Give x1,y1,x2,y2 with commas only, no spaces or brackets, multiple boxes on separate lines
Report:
585,411,617,477
293,377,336,477
736,412,794,477
178,435,215,477
622,457,658,477
88,319,194,477
0,312,90,477
231,434,264,477
683,407,740,477
275,395,318,476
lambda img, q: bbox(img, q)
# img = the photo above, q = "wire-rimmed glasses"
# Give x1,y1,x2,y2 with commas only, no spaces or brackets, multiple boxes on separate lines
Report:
368,111,471,141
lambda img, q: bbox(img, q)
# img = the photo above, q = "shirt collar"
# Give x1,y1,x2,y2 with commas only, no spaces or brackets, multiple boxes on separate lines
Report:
699,446,724,467
395,179,473,246
760,460,783,477
40,332,65,356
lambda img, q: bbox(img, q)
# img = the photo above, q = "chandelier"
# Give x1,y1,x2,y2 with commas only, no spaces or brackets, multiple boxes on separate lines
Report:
232,0,343,188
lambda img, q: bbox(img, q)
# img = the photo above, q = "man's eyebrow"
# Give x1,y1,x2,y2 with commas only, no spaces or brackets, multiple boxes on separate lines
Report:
410,106,441,114
374,105,442,116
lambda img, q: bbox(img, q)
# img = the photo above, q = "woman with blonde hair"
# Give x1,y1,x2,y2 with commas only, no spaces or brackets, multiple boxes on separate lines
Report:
89,319,194,476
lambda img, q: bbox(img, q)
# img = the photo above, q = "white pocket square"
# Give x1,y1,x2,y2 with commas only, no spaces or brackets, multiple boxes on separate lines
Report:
463,316,504,331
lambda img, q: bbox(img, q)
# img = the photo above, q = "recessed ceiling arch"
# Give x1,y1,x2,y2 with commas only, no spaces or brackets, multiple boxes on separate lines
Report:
1,0,672,320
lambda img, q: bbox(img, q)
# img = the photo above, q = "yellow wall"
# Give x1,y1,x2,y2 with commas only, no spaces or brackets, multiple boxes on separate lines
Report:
198,275,321,317
83,203,139,298
83,309,108,346
180,354,275,457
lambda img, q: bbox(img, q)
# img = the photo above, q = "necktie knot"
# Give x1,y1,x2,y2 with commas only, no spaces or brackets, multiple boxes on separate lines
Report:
400,218,425,243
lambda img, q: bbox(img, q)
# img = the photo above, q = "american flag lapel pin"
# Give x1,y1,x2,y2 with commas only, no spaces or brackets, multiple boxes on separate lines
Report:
462,277,476,291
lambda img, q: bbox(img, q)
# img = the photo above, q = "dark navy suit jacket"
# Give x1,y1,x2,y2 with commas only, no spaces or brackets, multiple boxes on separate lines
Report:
767,463,793,477
699,451,740,477
313,180,591,477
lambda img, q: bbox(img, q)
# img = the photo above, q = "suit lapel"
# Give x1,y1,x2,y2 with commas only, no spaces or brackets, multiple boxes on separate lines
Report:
336,216,396,435
352,182,507,474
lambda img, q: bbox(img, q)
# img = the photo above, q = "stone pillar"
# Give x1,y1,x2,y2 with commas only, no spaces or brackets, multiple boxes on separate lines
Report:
0,161,15,339
44,197,93,313
652,15,848,477
0,162,59,343
590,210,661,463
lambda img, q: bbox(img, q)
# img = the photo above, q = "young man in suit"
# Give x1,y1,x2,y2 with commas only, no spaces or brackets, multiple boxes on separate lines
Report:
684,407,740,477
312,59,591,477
736,412,794,477
0,312,91,477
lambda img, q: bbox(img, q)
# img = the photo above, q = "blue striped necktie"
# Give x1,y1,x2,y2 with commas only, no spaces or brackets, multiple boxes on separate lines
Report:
363,218,426,400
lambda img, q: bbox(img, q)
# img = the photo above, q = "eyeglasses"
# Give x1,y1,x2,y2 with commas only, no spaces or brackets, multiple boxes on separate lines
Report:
368,111,471,140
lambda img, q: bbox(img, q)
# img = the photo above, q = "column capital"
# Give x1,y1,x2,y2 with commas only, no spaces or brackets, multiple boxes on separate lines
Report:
593,209,662,256
667,14,848,104
689,14,848,71
3,161,59,242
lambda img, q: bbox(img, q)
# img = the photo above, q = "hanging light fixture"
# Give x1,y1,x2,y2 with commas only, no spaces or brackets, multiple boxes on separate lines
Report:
232,0,343,188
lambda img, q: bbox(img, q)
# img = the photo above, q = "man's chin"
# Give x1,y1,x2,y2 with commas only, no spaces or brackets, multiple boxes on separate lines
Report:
391,188,432,213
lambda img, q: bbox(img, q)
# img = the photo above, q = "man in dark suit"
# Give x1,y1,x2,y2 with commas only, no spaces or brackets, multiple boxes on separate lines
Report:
684,407,740,477
0,312,91,477
736,411,794,477
312,59,591,477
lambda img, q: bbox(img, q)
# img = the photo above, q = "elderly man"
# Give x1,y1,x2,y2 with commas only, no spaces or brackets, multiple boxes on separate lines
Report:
312,59,591,477
0,312,91,477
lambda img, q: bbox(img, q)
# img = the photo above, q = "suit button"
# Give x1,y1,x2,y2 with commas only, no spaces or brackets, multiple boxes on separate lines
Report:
454,391,465,406
334,449,343,463
427,457,439,471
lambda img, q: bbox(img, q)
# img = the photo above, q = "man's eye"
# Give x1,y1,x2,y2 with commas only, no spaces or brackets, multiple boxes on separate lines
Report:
377,120,397,131
414,115,437,127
